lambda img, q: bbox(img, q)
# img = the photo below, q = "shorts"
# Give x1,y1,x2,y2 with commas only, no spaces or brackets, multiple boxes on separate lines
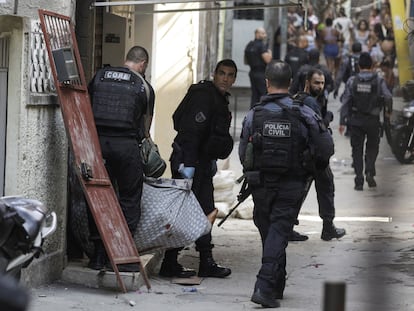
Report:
323,44,339,58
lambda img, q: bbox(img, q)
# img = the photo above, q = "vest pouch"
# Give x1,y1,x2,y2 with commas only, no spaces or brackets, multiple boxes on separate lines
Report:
260,146,289,174
242,141,254,171
93,92,138,129
244,171,261,186
92,67,144,131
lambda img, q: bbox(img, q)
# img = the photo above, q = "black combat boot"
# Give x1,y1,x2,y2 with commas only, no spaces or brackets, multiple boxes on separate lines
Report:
288,229,309,241
366,173,377,188
321,221,346,241
251,288,281,308
159,249,196,278
88,240,107,270
354,176,364,191
198,252,231,278
159,261,196,278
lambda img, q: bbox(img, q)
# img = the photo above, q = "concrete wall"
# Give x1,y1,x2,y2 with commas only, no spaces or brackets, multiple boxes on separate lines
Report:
0,0,74,19
0,0,74,286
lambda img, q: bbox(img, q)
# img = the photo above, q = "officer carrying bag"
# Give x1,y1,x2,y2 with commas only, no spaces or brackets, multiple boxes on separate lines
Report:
134,71,167,178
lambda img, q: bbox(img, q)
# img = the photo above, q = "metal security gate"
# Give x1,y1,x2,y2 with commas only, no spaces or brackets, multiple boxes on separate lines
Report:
38,9,150,292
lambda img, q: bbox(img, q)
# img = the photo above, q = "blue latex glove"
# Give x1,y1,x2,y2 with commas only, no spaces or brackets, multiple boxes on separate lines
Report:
211,160,217,176
178,164,195,179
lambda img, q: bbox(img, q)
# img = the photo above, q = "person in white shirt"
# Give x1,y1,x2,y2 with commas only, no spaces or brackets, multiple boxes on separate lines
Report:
333,7,354,57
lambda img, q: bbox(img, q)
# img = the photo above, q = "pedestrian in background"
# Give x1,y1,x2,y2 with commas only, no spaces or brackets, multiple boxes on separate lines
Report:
294,68,346,241
159,59,237,279
239,60,334,307
88,46,153,272
353,19,370,52
284,35,309,80
320,17,341,78
339,52,392,190
244,27,272,108
334,42,362,100
333,7,354,57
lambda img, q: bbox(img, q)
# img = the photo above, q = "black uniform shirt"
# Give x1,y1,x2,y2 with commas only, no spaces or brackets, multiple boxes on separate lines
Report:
174,81,232,167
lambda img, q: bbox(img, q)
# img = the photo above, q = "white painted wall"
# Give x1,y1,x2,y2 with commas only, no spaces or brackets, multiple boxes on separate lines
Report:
151,3,200,176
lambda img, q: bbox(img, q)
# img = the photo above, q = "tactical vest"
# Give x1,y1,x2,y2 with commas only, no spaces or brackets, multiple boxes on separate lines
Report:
351,74,380,115
244,40,266,70
251,99,308,175
92,66,145,130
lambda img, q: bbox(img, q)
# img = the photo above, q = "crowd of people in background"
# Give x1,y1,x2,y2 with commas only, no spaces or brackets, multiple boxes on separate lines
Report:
277,0,395,93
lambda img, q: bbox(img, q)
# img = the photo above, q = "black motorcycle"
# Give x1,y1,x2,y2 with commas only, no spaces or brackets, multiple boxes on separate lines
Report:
0,196,57,311
392,101,414,164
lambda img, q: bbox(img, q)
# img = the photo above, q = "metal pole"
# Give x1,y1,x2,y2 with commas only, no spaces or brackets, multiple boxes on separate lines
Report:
131,4,298,14
91,0,303,9
323,281,346,311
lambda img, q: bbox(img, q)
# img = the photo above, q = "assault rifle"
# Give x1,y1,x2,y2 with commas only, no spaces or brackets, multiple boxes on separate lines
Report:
217,175,251,227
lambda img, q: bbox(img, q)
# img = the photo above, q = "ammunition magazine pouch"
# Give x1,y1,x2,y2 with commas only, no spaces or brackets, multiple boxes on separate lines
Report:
244,171,262,186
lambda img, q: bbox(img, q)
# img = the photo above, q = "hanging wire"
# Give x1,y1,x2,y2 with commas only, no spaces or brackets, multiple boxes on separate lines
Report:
403,18,414,46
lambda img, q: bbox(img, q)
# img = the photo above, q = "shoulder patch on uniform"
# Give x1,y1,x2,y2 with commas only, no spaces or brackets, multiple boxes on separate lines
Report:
195,111,207,123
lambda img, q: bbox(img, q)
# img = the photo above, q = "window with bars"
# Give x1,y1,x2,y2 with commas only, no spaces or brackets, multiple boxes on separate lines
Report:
30,21,55,94
234,2,264,20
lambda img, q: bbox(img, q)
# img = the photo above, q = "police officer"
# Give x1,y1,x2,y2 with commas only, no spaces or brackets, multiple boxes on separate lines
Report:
339,52,392,190
294,68,346,241
334,42,362,99
88,46,153,272
158,59,237,279
284,35,309,81
244,28,272,108
239,60,334,307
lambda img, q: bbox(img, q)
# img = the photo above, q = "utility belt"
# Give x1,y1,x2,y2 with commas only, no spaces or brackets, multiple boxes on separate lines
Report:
244,170,309,188
96,126,139,138
351,111,380,118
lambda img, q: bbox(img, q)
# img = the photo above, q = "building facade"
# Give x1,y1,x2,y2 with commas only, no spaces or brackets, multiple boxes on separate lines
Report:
0,0,226,286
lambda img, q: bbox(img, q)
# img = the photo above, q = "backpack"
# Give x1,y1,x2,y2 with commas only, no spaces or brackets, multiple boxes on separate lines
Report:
343,55,360,83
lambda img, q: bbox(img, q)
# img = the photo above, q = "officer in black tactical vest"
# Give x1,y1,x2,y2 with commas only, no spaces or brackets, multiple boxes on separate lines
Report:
333,42,362,99
239,60,334,308
339,52,392,190
284,35,309,83
87,46,154,272
158,59,237,279
244,27,272,108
